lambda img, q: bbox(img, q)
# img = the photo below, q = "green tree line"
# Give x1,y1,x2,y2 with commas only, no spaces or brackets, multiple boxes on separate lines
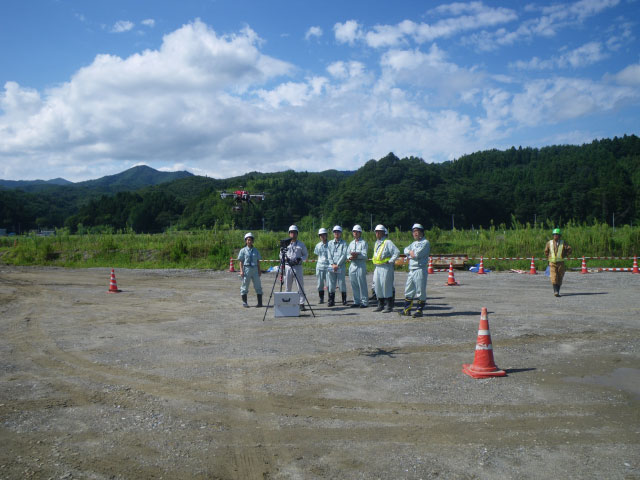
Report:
1,135,638,234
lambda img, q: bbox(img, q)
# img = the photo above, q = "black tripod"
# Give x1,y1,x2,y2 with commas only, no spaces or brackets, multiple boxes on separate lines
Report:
262,245,315,321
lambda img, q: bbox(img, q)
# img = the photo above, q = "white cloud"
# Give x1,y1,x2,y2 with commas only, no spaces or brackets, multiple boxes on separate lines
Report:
613,63,640,86
0,16,637,182
111,20,135,33
141,19,156,28
512,41,607,69
334,20,363,45
305,26,322,40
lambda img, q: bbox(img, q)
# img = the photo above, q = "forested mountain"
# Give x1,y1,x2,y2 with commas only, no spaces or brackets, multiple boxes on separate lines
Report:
1,135,638,233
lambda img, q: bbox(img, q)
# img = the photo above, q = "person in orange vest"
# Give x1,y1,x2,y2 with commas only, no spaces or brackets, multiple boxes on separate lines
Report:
544,228,572,297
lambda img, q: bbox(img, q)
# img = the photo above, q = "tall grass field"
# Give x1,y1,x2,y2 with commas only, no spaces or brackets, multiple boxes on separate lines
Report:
1,221,638,272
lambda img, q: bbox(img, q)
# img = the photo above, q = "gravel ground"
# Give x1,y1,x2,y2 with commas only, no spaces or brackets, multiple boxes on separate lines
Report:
0,265,638,479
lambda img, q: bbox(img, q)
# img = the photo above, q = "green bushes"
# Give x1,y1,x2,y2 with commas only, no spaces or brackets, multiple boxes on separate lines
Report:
0,222,637,271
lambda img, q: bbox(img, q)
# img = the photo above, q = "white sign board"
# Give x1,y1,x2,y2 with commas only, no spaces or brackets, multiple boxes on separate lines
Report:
274,292,300,317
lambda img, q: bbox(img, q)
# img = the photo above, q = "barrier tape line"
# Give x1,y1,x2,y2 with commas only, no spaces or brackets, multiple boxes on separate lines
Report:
236,255,636,263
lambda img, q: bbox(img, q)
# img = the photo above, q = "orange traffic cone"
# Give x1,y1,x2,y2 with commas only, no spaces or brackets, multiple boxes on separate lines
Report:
228,257,236,273
107,269,122,293
581,256,588,274
445,263,459,286
427,256,434,274
463,307,506,378
478,256,486,275
528,257,537,275
632,256,639,274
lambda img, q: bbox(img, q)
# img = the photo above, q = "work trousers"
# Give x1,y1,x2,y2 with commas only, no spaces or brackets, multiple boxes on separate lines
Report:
240,266,262,295
404,268,427,301
549,262,566,286
285,265,306,304
349,261,368,306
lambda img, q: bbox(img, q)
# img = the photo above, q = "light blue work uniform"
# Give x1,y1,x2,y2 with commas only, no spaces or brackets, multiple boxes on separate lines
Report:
403,237,430,301
238,246,262,295
285,240,308,305
373,237,400,298
327,238,348,293
348,238,369,306
314,240,330,291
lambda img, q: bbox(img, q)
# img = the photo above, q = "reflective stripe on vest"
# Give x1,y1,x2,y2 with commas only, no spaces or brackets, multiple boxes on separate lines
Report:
548,239,565,263
372,239,390,265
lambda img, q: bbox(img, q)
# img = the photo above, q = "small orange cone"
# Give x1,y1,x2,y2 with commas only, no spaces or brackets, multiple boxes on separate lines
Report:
528,257,537,275
427,256,434,274
228,257,236,272
107,269,122,293
463,307,506,378
477,256,486,275
581,256,588,274
632,256,639,274
445,263,458,286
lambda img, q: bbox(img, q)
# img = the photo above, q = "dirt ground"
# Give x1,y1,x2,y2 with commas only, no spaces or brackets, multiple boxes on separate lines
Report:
0,265,638,480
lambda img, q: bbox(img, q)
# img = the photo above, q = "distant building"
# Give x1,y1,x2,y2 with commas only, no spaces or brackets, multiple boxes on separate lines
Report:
38,230,56,237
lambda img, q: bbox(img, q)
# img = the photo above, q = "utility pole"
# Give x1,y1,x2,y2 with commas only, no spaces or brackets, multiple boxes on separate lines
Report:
451,214,455,231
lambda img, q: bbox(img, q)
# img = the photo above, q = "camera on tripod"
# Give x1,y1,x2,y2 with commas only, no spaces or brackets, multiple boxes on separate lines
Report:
280,238,292,251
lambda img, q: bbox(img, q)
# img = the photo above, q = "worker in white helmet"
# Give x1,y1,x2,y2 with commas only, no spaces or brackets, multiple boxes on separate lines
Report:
327,225,348,306
284,225,309,310
372,224,400,313
314,227,330,303
238,232,263,308
399,223,430,317
347,224,369,308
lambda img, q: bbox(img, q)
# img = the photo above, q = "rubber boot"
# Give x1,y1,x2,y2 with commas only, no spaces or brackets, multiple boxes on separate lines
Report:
319,291,325,304
383,297,394,313
556,285,561,297
553,284,560,297
256,294,263,307
328,292,335,307
399,298,413,316
342,292,347,306
374,297,385,312
413,300,426,317
242,294,249,308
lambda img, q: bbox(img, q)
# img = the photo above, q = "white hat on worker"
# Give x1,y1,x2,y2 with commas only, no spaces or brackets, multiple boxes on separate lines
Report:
318,228,328,235
352,225,362,232
375,224,386,232
412,223,424,231
288,225,299,232
244,232,254,240
333,225,342,232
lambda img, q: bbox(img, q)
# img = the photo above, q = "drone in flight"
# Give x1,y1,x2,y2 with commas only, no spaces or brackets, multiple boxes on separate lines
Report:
219,190,266,211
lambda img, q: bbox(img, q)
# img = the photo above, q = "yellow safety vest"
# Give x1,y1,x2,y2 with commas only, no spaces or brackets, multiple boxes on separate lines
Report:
372,240,390,265
548,239,565,263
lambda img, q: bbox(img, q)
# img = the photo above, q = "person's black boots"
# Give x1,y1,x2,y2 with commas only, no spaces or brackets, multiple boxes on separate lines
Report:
374,297,385,312
399,298,412,316
553,285,560,297
341,292,347,306
319,291,325,304
328,292,335,307
242,294,249,308
256,294,263,307
413,300,426,317
556,285,561,297
383,297,394,313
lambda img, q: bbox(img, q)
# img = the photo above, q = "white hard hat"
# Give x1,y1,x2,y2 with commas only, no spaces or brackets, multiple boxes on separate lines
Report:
288,225,299,232
318,228,328,235
375,224,386,232
244,232,254,240
333,225,342,232
352,225,362,232
412,223,424,231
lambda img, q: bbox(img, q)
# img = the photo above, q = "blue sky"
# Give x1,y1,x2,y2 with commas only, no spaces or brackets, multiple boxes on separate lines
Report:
1,0,638,181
